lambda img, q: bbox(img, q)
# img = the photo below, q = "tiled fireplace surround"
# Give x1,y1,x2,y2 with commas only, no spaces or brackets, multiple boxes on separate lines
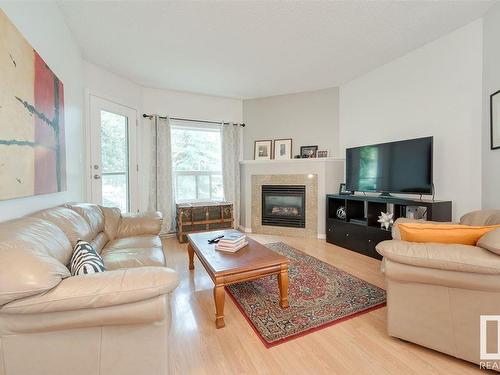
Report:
240,159,345,239
252,174,318,238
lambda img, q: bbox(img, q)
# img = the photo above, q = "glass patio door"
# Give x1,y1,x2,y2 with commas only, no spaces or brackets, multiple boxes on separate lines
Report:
89,95,138,212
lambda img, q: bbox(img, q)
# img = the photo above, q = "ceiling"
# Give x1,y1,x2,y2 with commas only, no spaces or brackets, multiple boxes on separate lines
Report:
58,1,493,99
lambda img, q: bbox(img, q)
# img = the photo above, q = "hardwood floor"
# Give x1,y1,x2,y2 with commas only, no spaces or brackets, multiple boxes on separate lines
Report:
163,234,482,375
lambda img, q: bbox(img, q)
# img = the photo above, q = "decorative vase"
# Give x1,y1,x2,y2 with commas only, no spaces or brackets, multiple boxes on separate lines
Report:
336,206,346,220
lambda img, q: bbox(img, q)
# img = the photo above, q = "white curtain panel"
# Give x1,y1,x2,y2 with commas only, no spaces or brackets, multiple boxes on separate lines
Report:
147,115,176,234
221,123,242,229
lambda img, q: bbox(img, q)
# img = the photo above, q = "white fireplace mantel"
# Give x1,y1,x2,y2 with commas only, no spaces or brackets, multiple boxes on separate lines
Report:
239,158,345,239
239,157,342,165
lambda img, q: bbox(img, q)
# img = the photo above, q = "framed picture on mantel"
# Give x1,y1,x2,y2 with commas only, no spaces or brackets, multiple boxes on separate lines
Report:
273,138,292,160
491,90,500,150
300,145,318,158
254,140,272,160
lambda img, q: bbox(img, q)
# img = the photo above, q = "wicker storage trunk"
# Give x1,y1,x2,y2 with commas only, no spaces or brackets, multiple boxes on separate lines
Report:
176,201,233,243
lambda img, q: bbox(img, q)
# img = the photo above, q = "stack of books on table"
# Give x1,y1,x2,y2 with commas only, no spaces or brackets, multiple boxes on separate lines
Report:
215,233,248,253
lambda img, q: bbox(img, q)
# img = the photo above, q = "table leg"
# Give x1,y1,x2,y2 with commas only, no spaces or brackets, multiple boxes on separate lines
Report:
188,243,194,270
278,265,289,308
214,283,225,328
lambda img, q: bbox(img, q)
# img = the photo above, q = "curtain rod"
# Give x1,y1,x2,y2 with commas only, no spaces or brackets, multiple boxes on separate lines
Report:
142,113,245,127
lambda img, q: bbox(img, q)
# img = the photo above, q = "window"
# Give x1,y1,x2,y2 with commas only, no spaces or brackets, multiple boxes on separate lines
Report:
100,110,129,212
170,121,223,202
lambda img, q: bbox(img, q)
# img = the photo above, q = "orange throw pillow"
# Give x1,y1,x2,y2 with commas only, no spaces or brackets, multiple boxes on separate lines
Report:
398,223,500,245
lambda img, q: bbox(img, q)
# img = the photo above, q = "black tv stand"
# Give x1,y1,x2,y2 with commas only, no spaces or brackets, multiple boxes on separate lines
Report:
325,194,452,260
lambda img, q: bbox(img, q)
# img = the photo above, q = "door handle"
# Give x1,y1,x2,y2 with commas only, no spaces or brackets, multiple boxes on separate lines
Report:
93,174,101,180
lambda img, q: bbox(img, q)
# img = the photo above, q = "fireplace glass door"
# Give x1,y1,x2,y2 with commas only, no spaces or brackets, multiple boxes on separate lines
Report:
261,185,306,228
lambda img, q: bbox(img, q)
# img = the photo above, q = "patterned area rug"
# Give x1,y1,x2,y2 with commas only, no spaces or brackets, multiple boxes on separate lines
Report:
226,242,386,347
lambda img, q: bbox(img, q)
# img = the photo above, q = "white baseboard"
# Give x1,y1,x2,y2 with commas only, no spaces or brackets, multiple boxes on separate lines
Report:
238,225,252,233
238,226,324,239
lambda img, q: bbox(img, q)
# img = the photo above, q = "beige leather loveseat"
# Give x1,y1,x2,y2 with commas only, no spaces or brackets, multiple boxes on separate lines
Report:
376,210,500,369
0,203,179,375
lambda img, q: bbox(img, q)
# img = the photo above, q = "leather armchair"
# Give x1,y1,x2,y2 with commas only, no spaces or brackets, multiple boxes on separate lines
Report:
0,203,179,375
376,210,500,369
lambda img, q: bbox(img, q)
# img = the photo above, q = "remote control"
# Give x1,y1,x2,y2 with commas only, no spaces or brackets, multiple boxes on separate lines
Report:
208,235,224,244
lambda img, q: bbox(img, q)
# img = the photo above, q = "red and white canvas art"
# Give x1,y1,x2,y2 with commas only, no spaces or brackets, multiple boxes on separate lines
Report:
0,10,66,201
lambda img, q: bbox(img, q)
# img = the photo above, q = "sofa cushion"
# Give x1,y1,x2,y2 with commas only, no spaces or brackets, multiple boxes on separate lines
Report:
116,212,162,238
91,232,109,254
65,203,105,240
376,240,500,274
101,236,165,270
0,217,71,306
102,248,165,270
104,235,162,250
398,222,500,245
477,229,500,255
70,240,106,276
0,267,179,315
100,205,121,241
460,209,500,226
31,207,93,246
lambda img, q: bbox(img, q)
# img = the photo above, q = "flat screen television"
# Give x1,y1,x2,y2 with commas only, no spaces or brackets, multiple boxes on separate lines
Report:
346,137,433,196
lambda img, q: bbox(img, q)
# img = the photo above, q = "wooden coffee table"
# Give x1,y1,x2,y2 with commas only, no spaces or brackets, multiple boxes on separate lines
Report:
187,230,289,328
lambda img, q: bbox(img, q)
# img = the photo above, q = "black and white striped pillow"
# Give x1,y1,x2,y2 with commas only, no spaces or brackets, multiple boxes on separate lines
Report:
70,240,106,276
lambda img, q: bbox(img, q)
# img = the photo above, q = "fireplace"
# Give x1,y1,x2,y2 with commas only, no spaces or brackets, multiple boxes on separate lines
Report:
261,185,305,228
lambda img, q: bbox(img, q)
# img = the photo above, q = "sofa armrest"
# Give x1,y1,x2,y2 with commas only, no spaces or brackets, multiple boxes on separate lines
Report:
0,267,179,315
117,211,163,238
376,240,500,274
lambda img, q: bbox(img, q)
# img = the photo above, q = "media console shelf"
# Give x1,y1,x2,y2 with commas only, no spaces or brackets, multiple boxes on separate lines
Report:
326,194,452,260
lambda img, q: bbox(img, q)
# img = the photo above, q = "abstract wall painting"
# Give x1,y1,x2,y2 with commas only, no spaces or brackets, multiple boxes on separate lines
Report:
0,10,66,201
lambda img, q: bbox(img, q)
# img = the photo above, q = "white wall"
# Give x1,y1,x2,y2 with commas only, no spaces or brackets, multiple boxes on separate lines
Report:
83,62,144,111
143,88,242,123
482,4,500,209
242,88,339,160
339,20,483,221
83,62,243,211
0,3,84,222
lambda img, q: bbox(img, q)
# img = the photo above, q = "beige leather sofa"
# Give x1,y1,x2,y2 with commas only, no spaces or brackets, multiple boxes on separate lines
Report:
0,203,179,375
376,210,500,369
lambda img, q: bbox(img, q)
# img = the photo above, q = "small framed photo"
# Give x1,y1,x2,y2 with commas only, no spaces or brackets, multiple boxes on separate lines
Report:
273,138,292,160
317,150,328,158
491,90,500,149
254,140,273,160
339,183,353,195
300,145,318,158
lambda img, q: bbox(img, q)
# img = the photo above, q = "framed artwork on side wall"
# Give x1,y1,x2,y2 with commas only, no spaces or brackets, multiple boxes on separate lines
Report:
491,90,500,150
